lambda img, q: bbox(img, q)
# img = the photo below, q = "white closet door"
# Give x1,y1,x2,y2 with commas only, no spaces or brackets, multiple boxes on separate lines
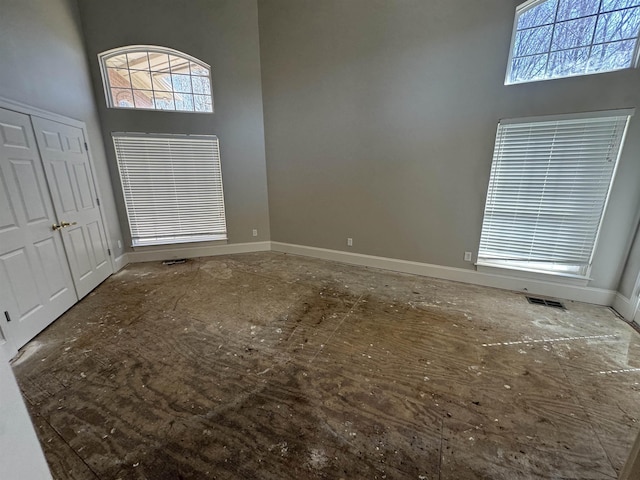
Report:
0,108,77,353
32,117,112,299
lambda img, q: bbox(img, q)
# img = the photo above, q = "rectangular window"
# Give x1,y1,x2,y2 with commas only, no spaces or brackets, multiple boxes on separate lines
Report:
113,133,227,247
478,111,631,277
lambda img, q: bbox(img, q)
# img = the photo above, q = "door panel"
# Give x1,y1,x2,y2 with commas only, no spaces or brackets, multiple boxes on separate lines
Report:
0,108,77,352
49,161,78,214
32,117,112,299
67,226,93,280
12,159,48,223
74,163,94,209
1,248,42,318
34,237,72,299
86,220,109,268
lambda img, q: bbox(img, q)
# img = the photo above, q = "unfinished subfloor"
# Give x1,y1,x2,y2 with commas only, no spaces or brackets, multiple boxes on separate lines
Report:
11,252,640,480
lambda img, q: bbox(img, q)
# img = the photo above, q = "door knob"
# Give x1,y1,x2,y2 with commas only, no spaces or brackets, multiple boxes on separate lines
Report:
52,221,77,231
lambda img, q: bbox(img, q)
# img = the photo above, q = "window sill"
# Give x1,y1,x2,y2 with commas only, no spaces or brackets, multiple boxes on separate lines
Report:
131,236,228,249
476,262,591,287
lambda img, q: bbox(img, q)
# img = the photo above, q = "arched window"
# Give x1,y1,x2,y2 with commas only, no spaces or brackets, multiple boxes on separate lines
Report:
507,0,640,84
98,45,213,112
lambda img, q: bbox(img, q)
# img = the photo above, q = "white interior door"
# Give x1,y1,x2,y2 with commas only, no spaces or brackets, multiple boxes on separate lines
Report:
0,344,52,480
0,108,77,354
31,117,112,299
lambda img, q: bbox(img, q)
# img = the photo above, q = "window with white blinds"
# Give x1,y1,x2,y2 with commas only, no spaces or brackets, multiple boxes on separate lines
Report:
478,112,630,277
113,133,227,247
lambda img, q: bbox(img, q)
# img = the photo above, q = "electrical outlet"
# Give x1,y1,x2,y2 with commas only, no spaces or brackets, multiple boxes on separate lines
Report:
117,240,122,249
464,251,472,262
347,238,353,247
252,229,258,237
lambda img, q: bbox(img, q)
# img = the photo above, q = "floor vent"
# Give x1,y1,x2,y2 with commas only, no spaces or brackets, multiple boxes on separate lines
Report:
526,296,565,310
162,259,187,266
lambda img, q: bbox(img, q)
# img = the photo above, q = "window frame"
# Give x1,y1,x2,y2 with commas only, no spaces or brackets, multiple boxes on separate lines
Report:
505,0,640,85
477,109,633,279
98,45,214,113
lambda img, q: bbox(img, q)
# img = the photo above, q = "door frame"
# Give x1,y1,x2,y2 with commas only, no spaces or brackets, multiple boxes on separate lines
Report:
0,95,117,275
632,270,640,324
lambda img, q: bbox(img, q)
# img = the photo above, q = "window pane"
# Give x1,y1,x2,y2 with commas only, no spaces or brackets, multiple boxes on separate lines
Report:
510,54,549,82
190,62,209,76
153,91,175,110
594,7,640,42
110,88,134,108
194,95,212,112
100,47,213,112
518,0,558,29
107,68,131,88
551,16,597,50
148,52,170,72
601,0,640,12
126,52,150,71
192,76,211,95
133,90,154,109
171,74,192,93
174,93,195,112
588,39,637,70
548,46,590,76
105,54,128,68
130,70,152,90
169,55,190,74
514,24,553,56
557,0,600,21
152,72,173,92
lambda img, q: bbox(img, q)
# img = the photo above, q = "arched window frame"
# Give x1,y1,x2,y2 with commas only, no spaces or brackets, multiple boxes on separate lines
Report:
506,0,640,84
98,45,213,113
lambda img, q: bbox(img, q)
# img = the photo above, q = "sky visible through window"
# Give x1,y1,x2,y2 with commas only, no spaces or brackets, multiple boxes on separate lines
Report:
508,0,640,83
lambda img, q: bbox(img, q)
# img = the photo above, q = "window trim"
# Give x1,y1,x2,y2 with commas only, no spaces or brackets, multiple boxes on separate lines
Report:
505,0,640,85
98,45,213,113
477,109,633,279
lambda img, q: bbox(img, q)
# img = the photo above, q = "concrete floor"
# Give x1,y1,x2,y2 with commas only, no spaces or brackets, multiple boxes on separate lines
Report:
11,252,640,479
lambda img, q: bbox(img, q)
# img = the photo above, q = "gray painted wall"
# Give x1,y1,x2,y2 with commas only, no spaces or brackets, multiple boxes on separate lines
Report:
77,0,270,249
258,0,640,291
0,0,123,257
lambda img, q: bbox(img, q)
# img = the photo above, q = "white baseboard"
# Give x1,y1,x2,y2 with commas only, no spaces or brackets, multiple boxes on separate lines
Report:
271,242,617,306
127,241,271,263
113,253,129,272
119,239,618,306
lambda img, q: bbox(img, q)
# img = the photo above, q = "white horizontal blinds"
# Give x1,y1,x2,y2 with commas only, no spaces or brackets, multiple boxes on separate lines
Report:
113,133,227,247
478,114,629,276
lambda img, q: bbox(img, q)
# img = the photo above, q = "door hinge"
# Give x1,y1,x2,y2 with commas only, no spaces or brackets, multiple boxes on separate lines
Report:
96,197,100,206
107,248,111,256
84,142,88,151
4,311,11,322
